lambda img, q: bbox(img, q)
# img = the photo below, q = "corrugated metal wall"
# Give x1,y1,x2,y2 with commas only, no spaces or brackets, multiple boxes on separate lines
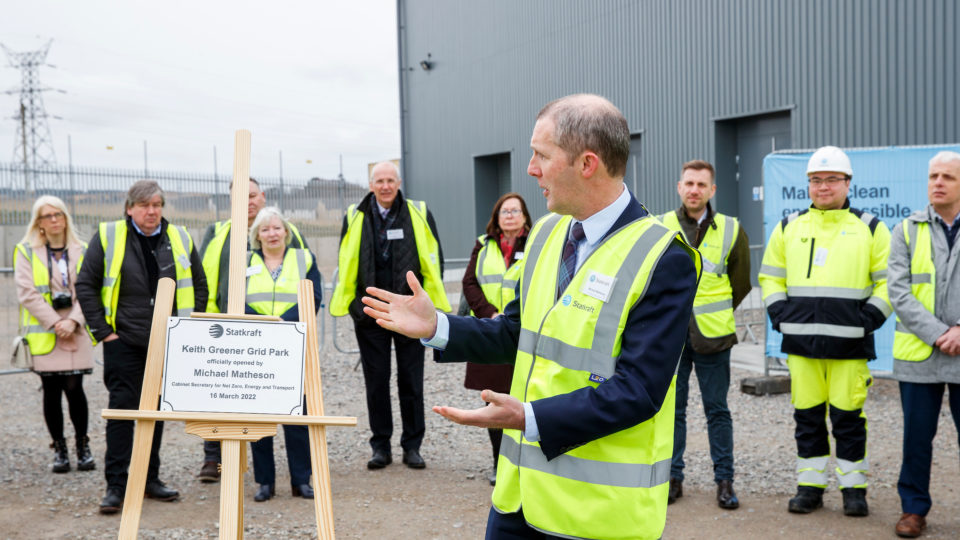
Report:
398,0,959,262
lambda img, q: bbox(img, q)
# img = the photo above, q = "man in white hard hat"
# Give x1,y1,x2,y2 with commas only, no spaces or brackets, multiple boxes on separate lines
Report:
759,145,891,517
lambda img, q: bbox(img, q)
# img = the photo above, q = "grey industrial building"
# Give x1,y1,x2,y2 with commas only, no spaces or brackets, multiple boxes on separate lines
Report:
395,0,959,267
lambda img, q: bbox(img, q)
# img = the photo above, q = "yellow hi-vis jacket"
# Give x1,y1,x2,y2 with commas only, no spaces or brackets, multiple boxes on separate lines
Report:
98,220,196,330
330,199,450,316
759,202,892,359
659,210,739,338
14,242,90,355
201,219,307,313
893,220,936,361
245,249,312,316
492,212,700,540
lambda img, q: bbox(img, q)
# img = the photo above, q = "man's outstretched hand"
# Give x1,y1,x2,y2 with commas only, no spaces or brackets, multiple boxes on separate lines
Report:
433,389,526,431
362,271,439,339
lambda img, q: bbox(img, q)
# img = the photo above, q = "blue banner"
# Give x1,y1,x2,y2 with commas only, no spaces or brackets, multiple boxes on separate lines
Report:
762,144,960,372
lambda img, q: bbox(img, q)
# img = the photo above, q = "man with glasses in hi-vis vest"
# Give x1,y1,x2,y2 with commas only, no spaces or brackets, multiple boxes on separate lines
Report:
361,94,700,540
760,146,892,518
888,151,960,539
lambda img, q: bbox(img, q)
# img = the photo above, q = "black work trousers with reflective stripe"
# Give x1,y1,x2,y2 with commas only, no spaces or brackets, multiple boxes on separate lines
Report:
102,339,164,491
355,323,425,453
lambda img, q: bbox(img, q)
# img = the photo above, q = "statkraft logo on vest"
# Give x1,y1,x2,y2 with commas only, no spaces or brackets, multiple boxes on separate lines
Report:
561,294,596,314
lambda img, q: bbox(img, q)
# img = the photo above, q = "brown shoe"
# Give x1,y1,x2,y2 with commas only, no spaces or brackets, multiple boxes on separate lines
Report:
895,513,926,538
197,460,220,483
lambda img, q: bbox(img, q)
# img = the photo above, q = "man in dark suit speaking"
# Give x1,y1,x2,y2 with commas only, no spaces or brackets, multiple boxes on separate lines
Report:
362,94,699,540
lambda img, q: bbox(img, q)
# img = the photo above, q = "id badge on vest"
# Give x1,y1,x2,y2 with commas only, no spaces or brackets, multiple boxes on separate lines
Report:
580,270,616,303
386,229,404,240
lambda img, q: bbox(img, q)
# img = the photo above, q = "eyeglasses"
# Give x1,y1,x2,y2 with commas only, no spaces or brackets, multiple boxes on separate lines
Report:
808,176,846,186
39,211,65,222
500,209,522,216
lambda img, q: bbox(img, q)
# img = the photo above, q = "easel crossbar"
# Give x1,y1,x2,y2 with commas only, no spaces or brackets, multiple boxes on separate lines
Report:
102,409,357,426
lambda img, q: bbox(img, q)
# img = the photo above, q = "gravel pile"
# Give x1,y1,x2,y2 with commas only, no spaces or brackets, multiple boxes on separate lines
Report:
2,312,959,538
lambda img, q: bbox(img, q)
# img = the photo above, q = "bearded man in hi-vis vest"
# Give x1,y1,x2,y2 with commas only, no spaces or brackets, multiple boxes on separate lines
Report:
362,94,700,540
658,159,751,510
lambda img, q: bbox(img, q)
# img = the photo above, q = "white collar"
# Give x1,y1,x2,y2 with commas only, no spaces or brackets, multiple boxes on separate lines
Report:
574,184,630,247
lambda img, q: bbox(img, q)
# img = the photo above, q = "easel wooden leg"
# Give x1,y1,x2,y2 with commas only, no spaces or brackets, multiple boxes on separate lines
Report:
309,425,335,539
117,419,156,539
219,440,243,540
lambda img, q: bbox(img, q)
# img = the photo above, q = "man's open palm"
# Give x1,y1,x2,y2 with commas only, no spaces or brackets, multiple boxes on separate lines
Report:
362,271,439,339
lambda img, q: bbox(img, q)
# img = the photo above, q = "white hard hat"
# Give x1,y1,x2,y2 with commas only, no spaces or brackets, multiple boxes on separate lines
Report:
806,146,853,177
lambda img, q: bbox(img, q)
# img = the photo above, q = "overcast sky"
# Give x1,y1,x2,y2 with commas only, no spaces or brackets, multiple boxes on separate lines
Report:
0,0,400,185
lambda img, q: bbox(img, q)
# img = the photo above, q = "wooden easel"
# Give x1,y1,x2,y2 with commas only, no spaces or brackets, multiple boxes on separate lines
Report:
102,130,355,539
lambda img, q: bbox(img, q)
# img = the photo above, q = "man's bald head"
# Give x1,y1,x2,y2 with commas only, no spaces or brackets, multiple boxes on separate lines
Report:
536,94,630,178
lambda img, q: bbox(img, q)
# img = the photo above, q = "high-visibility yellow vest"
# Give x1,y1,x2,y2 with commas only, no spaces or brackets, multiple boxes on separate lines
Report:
201,219,306,313
659,211,738,338
98,220,196,330
472,234,523,314
15,242,96,354
893,220,935,361
245,249,312,316
492,212,700,540
330,199,450,316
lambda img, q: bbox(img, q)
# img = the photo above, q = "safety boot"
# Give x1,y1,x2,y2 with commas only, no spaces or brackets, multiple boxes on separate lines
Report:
76,435,95,471
787,486,823,514
51,439,70,473
842,487,869,517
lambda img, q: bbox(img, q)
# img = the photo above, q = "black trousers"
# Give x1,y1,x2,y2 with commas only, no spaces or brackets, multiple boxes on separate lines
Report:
355,323,425,453
102,339,163,491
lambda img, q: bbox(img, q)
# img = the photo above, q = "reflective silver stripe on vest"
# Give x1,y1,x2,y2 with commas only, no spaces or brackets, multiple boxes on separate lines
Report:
177,279,193,289
780,322,865,338
870,269,887,281
867,295,892,318
860,212,877,228
785,211,801,224
836,457,868,488
759,264,786,278
786,285,872,300
519,222,672,379
499,436,670,489
521,214,563,307
172,225,191,254
693,298,733,315
296,249,308,279
911,273,931,284
764,292,787,307
246,292,300,303
25,325,55,334
711,215,735,275
475,240,503,286
104,222,118,277
502,278,518,291
177,307,192,316
36,285,51,294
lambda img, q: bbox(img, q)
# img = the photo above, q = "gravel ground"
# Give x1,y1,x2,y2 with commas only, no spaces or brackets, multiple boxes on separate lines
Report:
2,313,960,539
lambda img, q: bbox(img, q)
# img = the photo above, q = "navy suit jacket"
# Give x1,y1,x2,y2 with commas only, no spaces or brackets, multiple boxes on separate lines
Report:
441,194,697,460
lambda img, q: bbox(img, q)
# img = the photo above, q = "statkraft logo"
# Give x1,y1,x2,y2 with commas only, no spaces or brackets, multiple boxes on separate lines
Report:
208,324,224,338
562,295,596,314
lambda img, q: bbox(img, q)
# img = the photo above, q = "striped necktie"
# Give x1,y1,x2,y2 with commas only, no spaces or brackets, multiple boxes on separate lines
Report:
557,222,585,299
